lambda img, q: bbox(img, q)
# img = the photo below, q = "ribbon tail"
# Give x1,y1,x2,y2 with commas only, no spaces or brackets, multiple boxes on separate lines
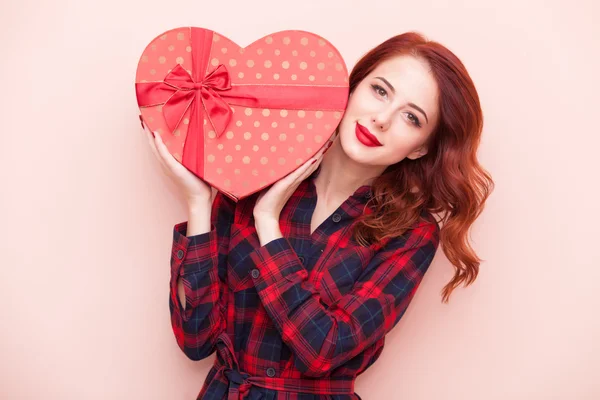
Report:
201,87,233,137
181,95,205,177
163,90,195,132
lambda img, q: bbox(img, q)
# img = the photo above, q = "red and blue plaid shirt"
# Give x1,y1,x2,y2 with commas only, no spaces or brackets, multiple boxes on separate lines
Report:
169,166,440,399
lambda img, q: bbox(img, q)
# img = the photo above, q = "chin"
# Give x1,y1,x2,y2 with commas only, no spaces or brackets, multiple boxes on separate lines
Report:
338,127,379,164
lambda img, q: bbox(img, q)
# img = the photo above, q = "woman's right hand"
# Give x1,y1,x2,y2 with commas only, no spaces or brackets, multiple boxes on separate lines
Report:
142,119,213,205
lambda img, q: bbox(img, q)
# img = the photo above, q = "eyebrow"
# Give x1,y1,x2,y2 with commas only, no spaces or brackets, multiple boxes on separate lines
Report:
375,76,429,124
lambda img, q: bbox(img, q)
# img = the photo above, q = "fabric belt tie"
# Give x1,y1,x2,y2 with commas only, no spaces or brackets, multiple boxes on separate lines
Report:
208,333,355,399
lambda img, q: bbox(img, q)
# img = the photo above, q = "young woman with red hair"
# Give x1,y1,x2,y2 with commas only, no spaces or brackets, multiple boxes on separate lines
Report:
144,31,494,400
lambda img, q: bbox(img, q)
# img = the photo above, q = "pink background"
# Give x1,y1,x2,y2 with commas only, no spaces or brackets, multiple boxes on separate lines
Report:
1,0,598,399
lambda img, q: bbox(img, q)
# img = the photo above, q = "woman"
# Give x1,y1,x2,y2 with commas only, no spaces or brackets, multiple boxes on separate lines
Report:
143,32,494,400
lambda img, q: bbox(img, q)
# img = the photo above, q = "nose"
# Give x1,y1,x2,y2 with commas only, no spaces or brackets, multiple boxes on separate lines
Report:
371,105,394,131
372,113,391,131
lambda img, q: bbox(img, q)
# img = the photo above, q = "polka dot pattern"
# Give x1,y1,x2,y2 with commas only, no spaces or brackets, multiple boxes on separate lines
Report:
136,27,348,200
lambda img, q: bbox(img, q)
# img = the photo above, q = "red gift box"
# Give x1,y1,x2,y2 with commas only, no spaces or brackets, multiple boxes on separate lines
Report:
135,27,349,201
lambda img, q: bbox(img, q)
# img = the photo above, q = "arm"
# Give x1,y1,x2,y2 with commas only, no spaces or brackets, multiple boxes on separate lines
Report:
176,202,211,309
247,221,440,377
169,191,235,361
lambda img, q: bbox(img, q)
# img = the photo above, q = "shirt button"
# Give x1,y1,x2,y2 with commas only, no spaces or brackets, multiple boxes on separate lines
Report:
332,213,341,223
176,249,184,259
298,256,305,264
266,367,276,377
251,269,260,279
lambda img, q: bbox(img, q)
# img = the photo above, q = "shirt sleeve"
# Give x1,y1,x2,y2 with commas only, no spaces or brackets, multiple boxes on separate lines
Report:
168,191,235,361
245,221,440,377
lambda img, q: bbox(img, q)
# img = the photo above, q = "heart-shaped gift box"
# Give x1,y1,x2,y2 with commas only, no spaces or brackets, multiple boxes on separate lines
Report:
135,27,349,201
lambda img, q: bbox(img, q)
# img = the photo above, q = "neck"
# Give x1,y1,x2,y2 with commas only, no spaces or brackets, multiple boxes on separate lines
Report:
313,136,385,205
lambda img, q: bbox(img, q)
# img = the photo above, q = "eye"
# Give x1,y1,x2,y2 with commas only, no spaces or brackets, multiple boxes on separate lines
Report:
370,83,388,99
406,112,422,128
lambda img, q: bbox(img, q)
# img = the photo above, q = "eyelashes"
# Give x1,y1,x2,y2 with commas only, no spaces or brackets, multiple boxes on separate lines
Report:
369,83,422,128
370,83,388,98
406,112,422,128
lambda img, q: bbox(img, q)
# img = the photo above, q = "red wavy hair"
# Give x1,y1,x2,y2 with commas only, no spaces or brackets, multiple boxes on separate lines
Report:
349,32,495,303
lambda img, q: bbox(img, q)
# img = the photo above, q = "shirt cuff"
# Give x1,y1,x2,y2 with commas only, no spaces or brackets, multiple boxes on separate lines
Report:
172,221,219,276
246,237,307,292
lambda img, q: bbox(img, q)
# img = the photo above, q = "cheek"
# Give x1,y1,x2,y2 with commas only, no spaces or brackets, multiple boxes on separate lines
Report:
346,88,378,113
377,136,420,163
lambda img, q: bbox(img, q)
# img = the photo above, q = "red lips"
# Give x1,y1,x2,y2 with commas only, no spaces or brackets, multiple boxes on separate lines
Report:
355,122,383,147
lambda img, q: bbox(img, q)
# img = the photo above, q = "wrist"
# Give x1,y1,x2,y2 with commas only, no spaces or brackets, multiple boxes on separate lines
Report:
254,215,279,229
187,197,211,213
254,218,282,246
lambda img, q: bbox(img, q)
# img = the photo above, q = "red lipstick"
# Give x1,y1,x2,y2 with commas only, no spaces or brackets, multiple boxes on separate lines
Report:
355,122,383,147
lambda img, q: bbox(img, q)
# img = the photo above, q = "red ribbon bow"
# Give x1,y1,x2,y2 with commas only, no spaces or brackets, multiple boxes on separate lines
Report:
161,63,233,138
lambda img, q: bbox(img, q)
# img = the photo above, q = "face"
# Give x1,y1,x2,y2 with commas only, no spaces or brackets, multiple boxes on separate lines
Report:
337,55,440,166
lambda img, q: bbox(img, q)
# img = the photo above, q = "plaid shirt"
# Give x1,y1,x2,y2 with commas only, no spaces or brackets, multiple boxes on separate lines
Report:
169,166,440,400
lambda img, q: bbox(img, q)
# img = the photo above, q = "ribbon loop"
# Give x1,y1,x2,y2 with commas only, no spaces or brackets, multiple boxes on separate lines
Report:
163,64,196,90
203,63,232,91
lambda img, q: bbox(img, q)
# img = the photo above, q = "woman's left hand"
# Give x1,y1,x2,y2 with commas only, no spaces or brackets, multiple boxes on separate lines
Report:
253,140,332,226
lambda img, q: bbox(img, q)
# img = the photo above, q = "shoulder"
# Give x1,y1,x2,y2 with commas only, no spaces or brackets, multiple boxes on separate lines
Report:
411,209,440,248
417,209,440,239
383,209,440,253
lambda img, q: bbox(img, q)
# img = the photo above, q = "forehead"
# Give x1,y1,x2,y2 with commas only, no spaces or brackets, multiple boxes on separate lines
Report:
368,55,439,116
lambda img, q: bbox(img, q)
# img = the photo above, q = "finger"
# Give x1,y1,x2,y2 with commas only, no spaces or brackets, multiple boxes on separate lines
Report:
143,126,166,166
271,157,312,190
153,131,174,163
141,118,155,140
286,155,321,185
153,131,183,172
306,146,328,171
144,126,161,160
142,122,154,145
319,139,333,155
143,126,173,175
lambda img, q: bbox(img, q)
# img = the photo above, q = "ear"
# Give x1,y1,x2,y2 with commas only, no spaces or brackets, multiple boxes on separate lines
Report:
406,145,428,160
